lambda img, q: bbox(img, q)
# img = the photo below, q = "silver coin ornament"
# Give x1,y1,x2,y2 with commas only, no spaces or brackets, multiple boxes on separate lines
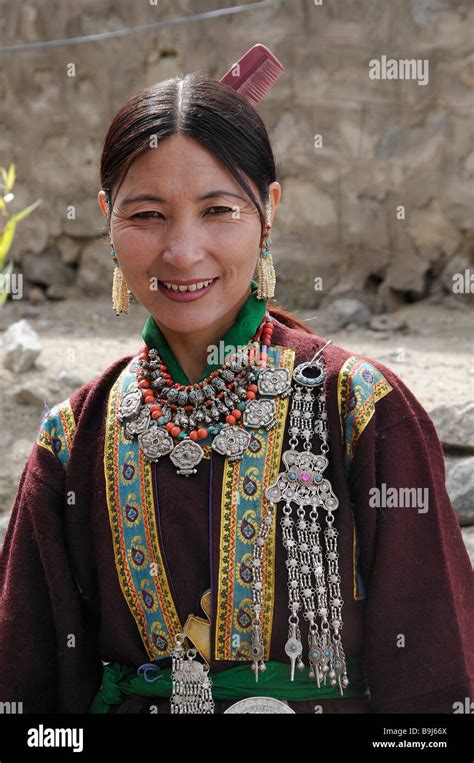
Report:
224,697,295,714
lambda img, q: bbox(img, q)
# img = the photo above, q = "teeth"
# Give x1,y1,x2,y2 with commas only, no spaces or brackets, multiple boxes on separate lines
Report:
162,279,214,292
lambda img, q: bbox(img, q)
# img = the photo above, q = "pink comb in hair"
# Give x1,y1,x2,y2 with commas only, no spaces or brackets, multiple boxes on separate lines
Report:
219,43,284,106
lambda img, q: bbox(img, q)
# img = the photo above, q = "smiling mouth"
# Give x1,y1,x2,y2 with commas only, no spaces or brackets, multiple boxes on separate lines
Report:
159,278,218,293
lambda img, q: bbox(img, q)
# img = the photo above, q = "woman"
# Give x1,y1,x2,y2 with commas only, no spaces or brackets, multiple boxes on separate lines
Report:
0,72,472,715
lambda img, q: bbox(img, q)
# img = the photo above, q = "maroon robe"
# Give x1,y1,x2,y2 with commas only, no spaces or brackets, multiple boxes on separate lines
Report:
0,314,472,713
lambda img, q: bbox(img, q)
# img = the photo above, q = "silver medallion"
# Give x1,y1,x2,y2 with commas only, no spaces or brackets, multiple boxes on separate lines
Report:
242,398,276,430
257,367,292,397
117,388,142,420
211,424,251,461
137,423,174,462
169,439,204,476
124,405,151,437
224,697,295,714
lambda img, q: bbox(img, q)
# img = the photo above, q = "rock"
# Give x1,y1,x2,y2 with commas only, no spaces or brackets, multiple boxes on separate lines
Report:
374,282,406,313
46,283,70,300
464,150,474,174
325,298,371,330
0,511,11,549
461,526,474,566
429,402,474,452
364,330,392,341
369,314,408,332
439,175,474,229
60,198,106,238
13,216,49,255
407,199,462,260
387,346,411,363
445,455,474,525
275,178,337,232
27,286,47,304
13,385,52,406
57,235,81,265
443,293,471,311
22,249,75,287
440,254,472,297
384,249,429,296
76,240,114,294
35,319,55,330
376,117,445,167
58,370,86,389
1,319,42,373
21,305,40,319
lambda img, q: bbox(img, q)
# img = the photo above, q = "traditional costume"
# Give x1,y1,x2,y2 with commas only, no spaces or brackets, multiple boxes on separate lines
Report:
0,279,472,714
1,43,472,716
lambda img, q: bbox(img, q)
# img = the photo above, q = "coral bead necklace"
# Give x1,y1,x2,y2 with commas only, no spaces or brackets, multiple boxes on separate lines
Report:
116,312,292,476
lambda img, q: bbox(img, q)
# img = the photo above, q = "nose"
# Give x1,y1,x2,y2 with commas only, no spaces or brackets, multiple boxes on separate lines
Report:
160,217,207,270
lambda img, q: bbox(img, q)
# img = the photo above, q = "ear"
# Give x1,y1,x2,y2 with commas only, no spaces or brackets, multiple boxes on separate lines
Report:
98,190,108,217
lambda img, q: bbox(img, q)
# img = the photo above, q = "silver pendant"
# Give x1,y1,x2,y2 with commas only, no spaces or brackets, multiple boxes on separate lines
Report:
285,620,304,681
170,636,214,714
124,405,151,437
137,423,174,462
258,367,292,397
224,697,295,714
117,388,142,421
211,424,251,461
242,398,276,430
266,450,339,511
170,439,204,476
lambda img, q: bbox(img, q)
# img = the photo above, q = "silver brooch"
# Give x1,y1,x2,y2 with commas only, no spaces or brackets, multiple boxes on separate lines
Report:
211,424,251,461
137,423,174,462
170,440,205,476
257,367,291,397
242,398,276,429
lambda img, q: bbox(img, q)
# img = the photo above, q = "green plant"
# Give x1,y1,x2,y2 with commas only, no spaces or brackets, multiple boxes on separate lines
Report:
0,163,41,307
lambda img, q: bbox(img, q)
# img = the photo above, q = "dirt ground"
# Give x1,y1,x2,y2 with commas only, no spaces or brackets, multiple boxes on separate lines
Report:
0,294,472,537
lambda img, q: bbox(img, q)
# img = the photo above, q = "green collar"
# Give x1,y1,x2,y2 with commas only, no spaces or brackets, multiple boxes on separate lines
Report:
141,280,267,386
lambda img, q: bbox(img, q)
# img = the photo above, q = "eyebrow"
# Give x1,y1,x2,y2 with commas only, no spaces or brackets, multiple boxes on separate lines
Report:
120,190,248,205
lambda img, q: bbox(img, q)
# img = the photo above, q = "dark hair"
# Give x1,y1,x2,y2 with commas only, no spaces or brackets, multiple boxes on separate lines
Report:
99,71,314,335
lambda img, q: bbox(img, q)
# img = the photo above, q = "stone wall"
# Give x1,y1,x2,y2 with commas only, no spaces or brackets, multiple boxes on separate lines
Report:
0,0,472,312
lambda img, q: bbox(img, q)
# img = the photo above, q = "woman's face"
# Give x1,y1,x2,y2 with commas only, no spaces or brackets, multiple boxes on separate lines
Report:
98,134,281,334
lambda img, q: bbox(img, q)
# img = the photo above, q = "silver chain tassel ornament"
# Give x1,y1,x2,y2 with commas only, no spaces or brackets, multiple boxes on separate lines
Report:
170,634,215,713
250,344,349,696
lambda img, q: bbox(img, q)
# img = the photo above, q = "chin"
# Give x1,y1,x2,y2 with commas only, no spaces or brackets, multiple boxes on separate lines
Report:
154,308,219,332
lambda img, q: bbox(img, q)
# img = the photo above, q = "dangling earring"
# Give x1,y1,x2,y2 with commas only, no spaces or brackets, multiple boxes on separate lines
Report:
111,249,130,316
105,194,131,315
256,199,276,300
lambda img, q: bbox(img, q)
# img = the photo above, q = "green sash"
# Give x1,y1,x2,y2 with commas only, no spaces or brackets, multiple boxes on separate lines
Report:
89,656,370,713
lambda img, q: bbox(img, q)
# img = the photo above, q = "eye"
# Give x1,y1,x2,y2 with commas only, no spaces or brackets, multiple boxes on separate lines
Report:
132,211,164,219
205,206,233,216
